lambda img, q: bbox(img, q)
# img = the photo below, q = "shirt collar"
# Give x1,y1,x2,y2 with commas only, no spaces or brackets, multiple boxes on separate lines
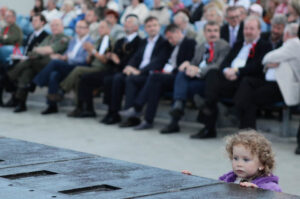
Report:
148,34,159,43
126,32,138,42
76,34,89,43
34,28,44,37
243,37,260,46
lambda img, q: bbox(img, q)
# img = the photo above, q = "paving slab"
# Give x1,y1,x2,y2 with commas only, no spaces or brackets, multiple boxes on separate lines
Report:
0,137,94,169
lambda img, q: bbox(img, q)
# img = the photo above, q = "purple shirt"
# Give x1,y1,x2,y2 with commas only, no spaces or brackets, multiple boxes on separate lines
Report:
219,171,282,192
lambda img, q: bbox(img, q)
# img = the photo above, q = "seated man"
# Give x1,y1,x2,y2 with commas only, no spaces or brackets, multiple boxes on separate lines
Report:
32,20,93,114
193,16,272,139
69,14,141,118
0,19,69,113
119,23,196,130
0,14,48,106
102,16,170,125
0,9,23,63
234,23,300,130
261,14,286,50
161,21,230,133
59,20,112,100
221,6,244,47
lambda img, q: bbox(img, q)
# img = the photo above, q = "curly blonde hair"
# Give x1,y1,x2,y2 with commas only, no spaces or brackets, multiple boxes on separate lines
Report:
225,130,275,175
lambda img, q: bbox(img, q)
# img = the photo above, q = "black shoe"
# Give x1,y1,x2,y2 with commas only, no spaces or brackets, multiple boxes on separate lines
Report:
14,103,27,113
25,82,36,92
77,110,96,118
160,123,180,134
100,113,111,123
295,146,300,155
3,96,18,107
190,128,216,139
41,106,58,115
104,114,121,125
119,117,141,128
134,121,153,130
67,108,82,117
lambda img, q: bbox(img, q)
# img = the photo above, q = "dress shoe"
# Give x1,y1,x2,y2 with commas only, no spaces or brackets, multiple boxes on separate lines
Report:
67,108,82,117
100,113,110,123
14,103,27,113
160,123,180,134
295,146,300,155
76,110,96,118
190,128,216,139
25,82,36,92
103,114,121,125
134,121,153,130
119,107,142,118
41,106,58,115
119,117,141,128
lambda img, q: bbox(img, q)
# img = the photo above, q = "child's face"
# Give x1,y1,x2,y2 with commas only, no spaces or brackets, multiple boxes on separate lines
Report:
232,144,263,179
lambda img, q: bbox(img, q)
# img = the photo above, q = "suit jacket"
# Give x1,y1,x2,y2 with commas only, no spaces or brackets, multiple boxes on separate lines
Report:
187,3,204,23
220,38,272,79
172,37,197,74
221,22,244,44
191,39,230,76
64,35,94,65
262,37,300,106
112,35,141,72
23,30,49,55
260,32,283,50
128,35,171,75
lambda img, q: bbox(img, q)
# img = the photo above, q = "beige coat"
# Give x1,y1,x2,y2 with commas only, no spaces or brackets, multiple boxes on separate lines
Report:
262,37,300,106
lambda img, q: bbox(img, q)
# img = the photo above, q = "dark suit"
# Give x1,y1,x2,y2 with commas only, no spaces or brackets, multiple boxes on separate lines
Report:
202,38,273,131
132,37,196,123
260,32,283,50
187,3,204,23
77,35,141,106
23,30,49,55
111,35,171,114
220,22,244,46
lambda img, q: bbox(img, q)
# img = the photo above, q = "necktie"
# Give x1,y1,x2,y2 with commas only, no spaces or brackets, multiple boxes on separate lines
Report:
24,34,36,55
230,27,236,47
207,42,214,63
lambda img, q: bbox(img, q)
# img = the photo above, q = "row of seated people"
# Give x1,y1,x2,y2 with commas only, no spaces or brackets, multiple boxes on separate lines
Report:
0,9,299,139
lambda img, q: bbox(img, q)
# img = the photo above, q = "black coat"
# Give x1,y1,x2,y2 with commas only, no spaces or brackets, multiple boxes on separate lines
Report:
220,22,244,44
23,30,49,55
187,3,204,23
220,38,272,79
112,35,141,72
128,35,171,75
172,37,196,74
260,32,283,49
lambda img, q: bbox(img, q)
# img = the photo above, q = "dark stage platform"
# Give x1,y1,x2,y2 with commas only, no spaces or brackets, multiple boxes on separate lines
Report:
0,137,298,199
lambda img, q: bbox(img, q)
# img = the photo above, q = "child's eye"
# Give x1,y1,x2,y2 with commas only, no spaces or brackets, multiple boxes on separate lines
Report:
243,158,249,162
233,157,238,161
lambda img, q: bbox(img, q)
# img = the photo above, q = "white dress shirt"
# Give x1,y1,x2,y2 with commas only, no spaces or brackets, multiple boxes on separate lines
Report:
139,34,159,69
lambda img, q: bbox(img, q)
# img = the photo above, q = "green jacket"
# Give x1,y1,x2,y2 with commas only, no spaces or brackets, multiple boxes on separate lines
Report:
28,33,70,58
90,35,112,71
0,23,23,45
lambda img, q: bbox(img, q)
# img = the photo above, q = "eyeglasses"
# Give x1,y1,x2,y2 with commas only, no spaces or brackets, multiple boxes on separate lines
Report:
227,15,240,20
76,26,88,29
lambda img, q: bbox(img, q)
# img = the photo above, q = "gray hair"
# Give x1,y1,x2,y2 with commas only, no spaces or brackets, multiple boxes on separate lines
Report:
271,14,287,26
174,12,189,24
206,7,224,22
284,23,299,37
126,15,140,27
244,15,261,30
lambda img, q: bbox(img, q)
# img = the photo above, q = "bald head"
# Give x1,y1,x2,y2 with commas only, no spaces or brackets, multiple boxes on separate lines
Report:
50,19,64,35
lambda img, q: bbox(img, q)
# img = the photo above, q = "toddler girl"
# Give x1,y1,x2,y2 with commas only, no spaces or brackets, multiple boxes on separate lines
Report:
219,130,281,192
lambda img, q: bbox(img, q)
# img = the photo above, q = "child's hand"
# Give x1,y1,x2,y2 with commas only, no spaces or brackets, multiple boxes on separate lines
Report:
181,170,192,175
240,182,258,188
